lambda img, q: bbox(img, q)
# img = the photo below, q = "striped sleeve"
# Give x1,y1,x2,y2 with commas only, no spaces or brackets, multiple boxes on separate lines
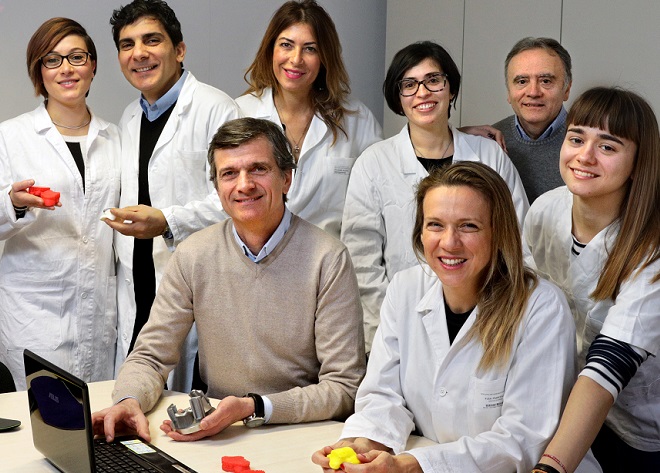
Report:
580,334,648,400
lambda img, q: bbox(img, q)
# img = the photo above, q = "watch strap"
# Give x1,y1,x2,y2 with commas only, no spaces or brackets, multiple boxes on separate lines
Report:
245,393,264,418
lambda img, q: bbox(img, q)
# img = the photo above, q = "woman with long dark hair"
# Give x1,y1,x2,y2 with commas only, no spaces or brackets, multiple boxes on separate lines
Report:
237,0,382,238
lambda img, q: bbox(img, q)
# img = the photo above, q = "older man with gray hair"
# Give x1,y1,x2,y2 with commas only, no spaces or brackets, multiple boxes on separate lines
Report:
493,37,573,203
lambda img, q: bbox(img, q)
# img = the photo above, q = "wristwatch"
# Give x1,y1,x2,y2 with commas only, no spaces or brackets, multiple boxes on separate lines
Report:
162,224,173,240
242,393,265,428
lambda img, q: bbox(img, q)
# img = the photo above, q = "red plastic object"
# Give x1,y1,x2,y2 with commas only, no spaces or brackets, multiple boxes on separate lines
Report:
41,190,60,206
28,186,50,197
221,456,251,472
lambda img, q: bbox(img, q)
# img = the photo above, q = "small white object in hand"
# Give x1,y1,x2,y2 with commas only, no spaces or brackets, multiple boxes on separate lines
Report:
100,208,116,221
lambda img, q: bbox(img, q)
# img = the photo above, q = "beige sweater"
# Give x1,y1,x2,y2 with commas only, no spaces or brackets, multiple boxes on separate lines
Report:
113,215,366,423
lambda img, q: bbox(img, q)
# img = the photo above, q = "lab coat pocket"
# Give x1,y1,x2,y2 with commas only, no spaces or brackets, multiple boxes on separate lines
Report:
322,156,355,211
468,376,506,436
174,149,209,203
0,273,64,350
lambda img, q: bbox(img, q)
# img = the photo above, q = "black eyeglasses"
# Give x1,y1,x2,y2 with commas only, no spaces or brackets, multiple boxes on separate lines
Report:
398,73,448,96
41,52,92,69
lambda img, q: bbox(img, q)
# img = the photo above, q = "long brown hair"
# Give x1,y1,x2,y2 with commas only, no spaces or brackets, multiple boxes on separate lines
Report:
243,0,350,143
567,87,660,300
413,162,538,371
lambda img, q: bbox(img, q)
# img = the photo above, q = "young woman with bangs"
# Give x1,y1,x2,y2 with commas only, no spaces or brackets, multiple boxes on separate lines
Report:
526,87,660,473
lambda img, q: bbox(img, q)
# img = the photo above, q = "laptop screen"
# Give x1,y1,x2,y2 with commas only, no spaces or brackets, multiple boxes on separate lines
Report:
24,350,94,473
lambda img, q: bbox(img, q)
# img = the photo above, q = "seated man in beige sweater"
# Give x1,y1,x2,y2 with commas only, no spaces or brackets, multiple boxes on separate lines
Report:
92,117,366,442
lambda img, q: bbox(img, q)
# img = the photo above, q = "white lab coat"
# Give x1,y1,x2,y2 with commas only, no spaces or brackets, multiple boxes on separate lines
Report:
236,88,382,238
341,125,529,350
114,72,240,381
341,265,576,472
0,104,120,390
524,186,660,452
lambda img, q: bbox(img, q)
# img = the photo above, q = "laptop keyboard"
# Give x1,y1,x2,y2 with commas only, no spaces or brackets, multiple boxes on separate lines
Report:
94,440,160,472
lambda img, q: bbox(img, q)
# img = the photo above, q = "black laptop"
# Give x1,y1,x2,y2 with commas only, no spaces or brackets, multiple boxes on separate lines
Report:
24,349,197,473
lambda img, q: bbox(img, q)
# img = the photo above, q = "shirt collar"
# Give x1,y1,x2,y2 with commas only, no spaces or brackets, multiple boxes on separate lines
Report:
514,106,567,141
232,207,292,263
140,70,188,122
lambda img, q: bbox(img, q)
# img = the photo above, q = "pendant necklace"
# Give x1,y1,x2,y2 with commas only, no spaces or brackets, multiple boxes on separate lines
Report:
289,116,312,159
275,98,314,160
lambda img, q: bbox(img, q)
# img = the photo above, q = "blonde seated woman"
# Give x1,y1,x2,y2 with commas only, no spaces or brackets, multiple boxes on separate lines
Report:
313,162,577,472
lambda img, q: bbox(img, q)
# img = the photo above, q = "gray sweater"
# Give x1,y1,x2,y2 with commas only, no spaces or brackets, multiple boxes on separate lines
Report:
493,115,565,203
113,215,366,424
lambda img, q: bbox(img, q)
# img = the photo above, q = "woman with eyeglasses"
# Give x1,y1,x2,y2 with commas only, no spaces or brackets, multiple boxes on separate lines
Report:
341,41,529,351
313,162,576,472
0,18,120,390
236,0,383,238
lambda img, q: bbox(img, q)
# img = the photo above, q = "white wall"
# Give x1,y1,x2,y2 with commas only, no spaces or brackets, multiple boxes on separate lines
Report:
385,0,660,137
0,0,386,124
2,0,658,141
384,0,466,137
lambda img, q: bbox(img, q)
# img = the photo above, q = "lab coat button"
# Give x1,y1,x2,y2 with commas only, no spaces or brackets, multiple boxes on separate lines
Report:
82,236,89,243
439,388,447,396
81,292,88,299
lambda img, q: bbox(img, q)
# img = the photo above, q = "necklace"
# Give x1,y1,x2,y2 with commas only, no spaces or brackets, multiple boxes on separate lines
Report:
286,115,313,158
411,133,453,160
274,96,314,159
51,111,91,130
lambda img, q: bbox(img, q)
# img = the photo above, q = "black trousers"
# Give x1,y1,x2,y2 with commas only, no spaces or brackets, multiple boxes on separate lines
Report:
591,423,660,472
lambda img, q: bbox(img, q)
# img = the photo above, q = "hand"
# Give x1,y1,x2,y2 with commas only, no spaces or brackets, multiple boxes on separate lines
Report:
342,451,421,473
92,398,151,443
103,205,167,239
311,438,392,472
458,125,508,153
9,179,62,210
159,395,254,442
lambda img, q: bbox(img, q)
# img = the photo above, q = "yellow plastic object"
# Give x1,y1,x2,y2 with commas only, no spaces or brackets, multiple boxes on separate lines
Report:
327,446,360,469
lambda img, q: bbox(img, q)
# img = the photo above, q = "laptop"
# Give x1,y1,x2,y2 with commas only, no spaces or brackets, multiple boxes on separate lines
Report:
23,349,197,473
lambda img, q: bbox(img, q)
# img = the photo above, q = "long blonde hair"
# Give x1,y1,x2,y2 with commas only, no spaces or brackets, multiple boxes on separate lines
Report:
243,0,350,144
567,87,660,300
412,162,538,371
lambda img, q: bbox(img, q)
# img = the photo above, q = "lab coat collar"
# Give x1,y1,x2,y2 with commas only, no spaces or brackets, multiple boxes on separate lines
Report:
125,72,199,156
260,87,327,161
414,269,479,363
34,103,110,142
396,124,479,175
396,125,421,175
33,103,108,193
415,269,443,314
34,102,111,137
251,88,279,121
300,113,325,159
415,272,478,324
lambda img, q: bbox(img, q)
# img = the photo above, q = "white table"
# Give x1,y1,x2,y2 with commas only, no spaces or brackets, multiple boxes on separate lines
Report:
0,380,434,472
